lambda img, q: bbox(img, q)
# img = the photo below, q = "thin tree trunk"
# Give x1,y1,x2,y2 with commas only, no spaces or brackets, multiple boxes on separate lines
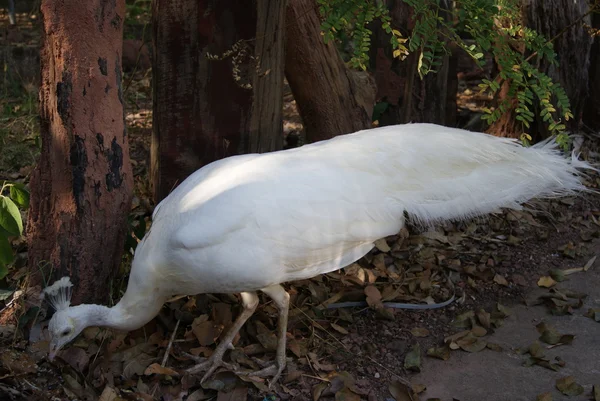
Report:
370,0,457,127
583,11,600,131
488,0,592,138
284,0,375,143
27,0,133,304
250,0,287,150
151,0,286,202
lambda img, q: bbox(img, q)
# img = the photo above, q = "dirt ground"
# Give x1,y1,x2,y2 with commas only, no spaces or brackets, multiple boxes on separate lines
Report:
1,6,600,401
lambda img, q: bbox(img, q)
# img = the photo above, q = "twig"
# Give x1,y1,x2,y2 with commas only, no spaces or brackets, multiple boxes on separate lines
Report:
301,373,330,382
161,318,180,367
22,379,40,391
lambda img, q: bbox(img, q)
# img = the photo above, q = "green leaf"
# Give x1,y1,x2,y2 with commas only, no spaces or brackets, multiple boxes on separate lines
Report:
0,235,13,266
0,263,7,280
372,102,389,122
9,184,29,209
0,197,23,236
0,288,14,301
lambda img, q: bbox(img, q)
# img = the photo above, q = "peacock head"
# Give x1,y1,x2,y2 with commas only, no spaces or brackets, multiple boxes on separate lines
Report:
42,277,83,360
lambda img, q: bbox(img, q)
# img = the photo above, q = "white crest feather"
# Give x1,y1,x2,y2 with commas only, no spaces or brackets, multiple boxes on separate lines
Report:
42,277,74,311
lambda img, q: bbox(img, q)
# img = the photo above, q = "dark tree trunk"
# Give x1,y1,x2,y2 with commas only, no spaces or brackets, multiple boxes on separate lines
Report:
370,0,457,127
583,11,600,131
151,0,286,202
488,0,592,138
284,0,375,143
27,0,133,304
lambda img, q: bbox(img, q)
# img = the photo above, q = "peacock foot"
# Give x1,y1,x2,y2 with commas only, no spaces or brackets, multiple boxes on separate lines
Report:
236,359,286,388
183,352,236,383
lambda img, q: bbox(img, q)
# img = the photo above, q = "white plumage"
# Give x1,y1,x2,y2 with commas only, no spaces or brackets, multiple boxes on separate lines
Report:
45,123,592,384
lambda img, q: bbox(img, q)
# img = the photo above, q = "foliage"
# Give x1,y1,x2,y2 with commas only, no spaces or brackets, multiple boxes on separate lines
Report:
0,92,40,173
0,182,29,280
124,0,152,40
318,0,409,71
316,0,594,148
125,0,151,22
124,214,147,255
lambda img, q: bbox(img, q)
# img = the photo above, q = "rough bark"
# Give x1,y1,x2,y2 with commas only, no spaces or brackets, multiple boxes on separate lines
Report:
250,0,287,151
583,11,600,131
151,0,286,202
370,0,457,127
284,0,375,143
488,0,592,138
27,0,133,304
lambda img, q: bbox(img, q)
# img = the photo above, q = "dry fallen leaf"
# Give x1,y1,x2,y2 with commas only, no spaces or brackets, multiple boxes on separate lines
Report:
585,308,600,322
216,386,248,401
486,342,503,352
365,285,383,308
470,325,487,337
411,327,430,337
476,309,491,329
538,276,557,288
536,392,552,401
331,323,349,335
192,317,222,346
144,363,179,376
374,238,391,252
98,386,119,401
313,382,329,401
389,379,418,401
583,255,596,271
536,322,574,346
457,335,487,353
412,383,426,394
334,387,361,401
555,376,584,396
493,274,509,286
404,344,421,372
427,345,451,360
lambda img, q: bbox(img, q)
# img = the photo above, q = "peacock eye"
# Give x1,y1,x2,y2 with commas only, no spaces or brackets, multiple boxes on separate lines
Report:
61,329,70,336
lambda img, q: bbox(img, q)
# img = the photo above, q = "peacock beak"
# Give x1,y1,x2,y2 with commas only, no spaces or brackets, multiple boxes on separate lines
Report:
48,341,59,361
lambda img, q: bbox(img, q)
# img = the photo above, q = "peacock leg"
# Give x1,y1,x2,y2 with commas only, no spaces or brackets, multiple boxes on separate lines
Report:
238,284,290,386
186,291,259,382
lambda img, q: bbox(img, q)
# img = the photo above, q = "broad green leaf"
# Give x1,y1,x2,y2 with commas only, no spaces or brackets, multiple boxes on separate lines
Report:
0,197,23,236
0,263,7,280
0,235,13,266
9,184,30,209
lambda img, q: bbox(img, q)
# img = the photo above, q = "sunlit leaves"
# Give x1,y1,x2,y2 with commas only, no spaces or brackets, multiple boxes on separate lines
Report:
318,0,574,143
0,182,29,279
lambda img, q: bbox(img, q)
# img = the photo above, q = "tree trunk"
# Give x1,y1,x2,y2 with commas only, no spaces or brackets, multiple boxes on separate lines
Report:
488,0,592,138
284,0,375,143
27,0,133,304
370,0,457,127
583,10,600,130
151,0,286,202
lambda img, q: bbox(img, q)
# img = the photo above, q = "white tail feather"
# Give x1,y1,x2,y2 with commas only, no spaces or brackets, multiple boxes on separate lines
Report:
42,277,74,311
361,125,595,227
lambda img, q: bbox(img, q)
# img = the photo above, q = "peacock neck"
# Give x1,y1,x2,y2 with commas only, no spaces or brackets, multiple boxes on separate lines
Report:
74,290,167,332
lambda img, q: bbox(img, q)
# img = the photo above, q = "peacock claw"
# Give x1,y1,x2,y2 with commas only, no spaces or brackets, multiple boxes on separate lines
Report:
184,353,236,382
236,362,286,388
